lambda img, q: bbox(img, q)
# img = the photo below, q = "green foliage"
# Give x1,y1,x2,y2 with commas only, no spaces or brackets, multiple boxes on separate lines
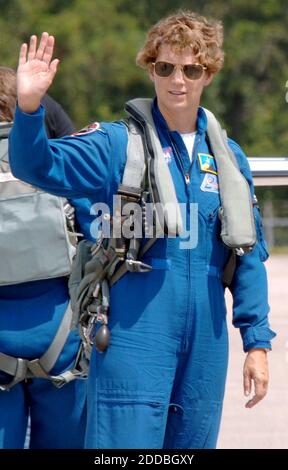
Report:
0,0,287,158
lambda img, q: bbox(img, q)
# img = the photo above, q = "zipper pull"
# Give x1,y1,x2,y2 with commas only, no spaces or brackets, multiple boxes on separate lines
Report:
185,173,190,184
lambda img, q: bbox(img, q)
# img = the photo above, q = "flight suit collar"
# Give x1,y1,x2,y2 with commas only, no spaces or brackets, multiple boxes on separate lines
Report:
151,97,208,138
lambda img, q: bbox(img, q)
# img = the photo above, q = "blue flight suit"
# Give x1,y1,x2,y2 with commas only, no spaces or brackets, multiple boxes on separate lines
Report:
0,165,97,448
9,99,275,449
0,280,87,449
0,184,96,448
0,110,88,449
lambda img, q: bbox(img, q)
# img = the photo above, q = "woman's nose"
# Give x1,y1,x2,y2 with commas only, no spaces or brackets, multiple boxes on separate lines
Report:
171,66,185,82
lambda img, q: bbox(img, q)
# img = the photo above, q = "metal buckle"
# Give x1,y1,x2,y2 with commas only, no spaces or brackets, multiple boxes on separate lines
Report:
125,259,152,273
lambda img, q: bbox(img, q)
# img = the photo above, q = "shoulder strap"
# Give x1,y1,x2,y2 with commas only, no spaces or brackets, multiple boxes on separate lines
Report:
0,122,12,139
203,107,256,251
122,117,146,190
0,123,12,166
125,98,183,237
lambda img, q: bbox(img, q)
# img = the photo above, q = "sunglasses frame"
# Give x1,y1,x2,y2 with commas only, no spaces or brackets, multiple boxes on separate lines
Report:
152,61,207,80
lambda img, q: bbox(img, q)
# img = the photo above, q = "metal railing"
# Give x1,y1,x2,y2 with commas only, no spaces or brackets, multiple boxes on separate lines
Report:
248,157,288,248
248,157,288,186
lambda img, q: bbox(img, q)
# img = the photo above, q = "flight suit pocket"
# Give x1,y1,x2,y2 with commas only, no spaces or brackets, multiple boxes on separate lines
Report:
97,391,167,448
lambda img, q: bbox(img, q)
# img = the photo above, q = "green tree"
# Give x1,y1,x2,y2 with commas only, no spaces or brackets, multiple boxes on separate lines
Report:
0,0,152,126
0,0,287,157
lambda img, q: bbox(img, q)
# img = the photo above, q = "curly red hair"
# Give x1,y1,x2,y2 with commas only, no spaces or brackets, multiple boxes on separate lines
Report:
136,10,224,75
0,67,17,122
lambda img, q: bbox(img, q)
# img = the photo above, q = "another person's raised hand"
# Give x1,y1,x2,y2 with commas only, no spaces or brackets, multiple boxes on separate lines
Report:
17,32,59,113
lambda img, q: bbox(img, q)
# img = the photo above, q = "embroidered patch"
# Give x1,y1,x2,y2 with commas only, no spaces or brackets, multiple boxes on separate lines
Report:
198,153,217,175
72,122,101,136
163,146,173,165
200,173,219,193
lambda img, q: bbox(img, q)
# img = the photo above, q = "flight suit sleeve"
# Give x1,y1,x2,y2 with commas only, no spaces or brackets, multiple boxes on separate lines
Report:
227,139,276,352
9,105,126,202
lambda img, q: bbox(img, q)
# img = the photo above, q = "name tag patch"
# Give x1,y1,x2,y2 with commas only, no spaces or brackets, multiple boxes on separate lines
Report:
200,173,219,193
198,153,217,175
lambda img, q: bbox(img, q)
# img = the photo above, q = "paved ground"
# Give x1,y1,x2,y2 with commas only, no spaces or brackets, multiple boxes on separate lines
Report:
24,255,287,449
218,254,288,449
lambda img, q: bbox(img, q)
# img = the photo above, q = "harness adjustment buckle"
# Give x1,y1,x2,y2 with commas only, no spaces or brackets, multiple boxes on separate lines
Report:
125,259,152,273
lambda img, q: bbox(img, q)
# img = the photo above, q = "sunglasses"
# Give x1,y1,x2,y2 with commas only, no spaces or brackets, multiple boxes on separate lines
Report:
153,61,207,80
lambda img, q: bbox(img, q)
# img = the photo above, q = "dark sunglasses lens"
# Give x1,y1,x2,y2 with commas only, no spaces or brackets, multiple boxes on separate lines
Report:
183,64,203,79
155,62,174,77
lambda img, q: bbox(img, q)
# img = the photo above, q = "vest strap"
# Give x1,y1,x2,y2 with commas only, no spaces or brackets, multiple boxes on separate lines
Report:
0,304,87,391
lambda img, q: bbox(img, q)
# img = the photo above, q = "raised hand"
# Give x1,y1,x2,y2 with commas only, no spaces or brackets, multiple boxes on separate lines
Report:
17,32,59,113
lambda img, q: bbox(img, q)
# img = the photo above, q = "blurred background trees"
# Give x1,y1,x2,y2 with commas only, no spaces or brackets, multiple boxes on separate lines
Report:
1,0,287,246
1,0,287,153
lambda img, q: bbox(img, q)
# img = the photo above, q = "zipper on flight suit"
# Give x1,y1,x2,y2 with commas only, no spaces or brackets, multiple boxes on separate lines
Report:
184,135,201,350
170,140,187,184
186,135,201,183
172,133,201,351
170,134,201,186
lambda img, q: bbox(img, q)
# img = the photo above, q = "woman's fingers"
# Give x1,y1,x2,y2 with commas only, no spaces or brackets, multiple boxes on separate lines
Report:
35,32,49,61
43,35,55,65
22,32,55,68
19,43,28,66
27,35,37,61
49,58,60,78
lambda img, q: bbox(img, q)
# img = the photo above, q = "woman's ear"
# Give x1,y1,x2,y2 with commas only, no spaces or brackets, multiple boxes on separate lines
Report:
204,72,214,87
148,63,155,83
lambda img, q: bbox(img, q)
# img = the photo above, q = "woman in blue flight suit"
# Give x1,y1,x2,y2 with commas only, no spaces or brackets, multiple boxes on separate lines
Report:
0,66,87,449
9,11,275,449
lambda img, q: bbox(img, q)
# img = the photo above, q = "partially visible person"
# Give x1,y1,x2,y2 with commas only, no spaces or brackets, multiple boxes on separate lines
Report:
9,11,275,449
0,66,86,449
42,93,75,138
